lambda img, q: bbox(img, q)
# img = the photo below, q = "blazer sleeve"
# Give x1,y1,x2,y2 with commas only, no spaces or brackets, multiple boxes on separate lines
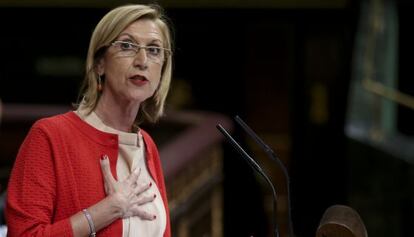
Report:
152,143,171,237
5,122,73,237
141,129,171,237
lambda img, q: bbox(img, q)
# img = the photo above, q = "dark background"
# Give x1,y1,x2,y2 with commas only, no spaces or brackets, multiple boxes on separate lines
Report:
0,0,413,236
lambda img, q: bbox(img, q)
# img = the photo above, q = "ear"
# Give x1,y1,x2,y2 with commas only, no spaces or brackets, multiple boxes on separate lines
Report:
95,57,105,76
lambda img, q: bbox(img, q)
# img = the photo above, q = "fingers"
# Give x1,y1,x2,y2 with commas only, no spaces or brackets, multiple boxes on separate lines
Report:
99,155,157,221
135,209,157,221
126,167,141,186
100,155,116,184
136,194,157,206
134,182,152,196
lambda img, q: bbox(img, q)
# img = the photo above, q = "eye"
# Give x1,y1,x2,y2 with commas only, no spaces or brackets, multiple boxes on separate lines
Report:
146,46,162,56
119,41,136,51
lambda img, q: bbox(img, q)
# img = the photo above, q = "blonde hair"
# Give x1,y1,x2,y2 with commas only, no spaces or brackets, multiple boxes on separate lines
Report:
77,4,173,124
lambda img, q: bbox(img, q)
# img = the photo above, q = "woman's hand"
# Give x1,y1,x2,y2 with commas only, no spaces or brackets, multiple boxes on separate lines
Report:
100,155,157,220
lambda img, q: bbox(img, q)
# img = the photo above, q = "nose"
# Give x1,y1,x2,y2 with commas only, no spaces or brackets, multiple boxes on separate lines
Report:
133,47,148,70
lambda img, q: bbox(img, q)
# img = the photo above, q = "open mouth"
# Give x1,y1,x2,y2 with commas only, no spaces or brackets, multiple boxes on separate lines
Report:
129,75,149,86
129,75,148,81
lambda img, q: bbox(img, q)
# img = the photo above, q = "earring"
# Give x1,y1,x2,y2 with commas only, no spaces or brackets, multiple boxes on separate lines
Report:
97,75,103,92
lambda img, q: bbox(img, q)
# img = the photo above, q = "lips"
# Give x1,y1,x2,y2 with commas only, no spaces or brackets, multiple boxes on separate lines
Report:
129,75,148,81
129,75,149,86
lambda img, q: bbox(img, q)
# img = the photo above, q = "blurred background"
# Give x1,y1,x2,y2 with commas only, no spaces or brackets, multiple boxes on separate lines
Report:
0,0,413,236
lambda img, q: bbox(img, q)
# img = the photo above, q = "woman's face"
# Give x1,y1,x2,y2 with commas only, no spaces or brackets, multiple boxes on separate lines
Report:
98,19,165,106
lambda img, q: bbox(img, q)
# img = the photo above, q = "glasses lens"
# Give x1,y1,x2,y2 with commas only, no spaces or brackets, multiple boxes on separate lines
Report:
112,41,169,63
145,47,164,63
116,42,137,57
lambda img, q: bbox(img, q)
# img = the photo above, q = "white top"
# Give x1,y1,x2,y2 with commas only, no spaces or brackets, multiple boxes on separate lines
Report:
76,108,166,237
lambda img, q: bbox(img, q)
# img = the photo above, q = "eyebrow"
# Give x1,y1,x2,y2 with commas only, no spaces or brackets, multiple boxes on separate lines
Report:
118,32,163,45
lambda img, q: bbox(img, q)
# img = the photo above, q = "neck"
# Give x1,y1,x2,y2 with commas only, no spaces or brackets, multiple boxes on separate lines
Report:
94,94,140,132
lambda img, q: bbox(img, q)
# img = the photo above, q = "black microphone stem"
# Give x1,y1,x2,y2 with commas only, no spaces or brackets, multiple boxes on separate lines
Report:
234,115,294,237
216,124,280,237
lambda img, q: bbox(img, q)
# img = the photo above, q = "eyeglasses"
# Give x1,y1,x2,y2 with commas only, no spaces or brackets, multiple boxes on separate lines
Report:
111,40,171,64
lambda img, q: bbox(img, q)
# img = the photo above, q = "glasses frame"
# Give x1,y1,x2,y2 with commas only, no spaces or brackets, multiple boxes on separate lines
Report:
111,40,172,63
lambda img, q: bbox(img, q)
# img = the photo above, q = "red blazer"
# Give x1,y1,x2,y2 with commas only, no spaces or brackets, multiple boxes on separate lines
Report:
6,112,171,237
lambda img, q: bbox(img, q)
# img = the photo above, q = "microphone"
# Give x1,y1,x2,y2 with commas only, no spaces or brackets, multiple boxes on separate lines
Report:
234,115,294,237
216,124,280,237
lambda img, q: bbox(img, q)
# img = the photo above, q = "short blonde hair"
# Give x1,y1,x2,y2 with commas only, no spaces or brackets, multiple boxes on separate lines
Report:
78,4,173,125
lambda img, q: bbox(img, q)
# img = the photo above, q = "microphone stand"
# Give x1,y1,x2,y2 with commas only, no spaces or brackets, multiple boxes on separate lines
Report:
234,116,295,237
216,124,280,237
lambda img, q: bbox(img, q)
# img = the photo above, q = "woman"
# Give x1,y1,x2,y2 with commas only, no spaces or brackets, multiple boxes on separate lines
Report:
6,4,173,237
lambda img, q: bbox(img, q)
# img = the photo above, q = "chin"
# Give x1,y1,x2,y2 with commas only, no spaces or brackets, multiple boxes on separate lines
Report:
128,94,152,103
